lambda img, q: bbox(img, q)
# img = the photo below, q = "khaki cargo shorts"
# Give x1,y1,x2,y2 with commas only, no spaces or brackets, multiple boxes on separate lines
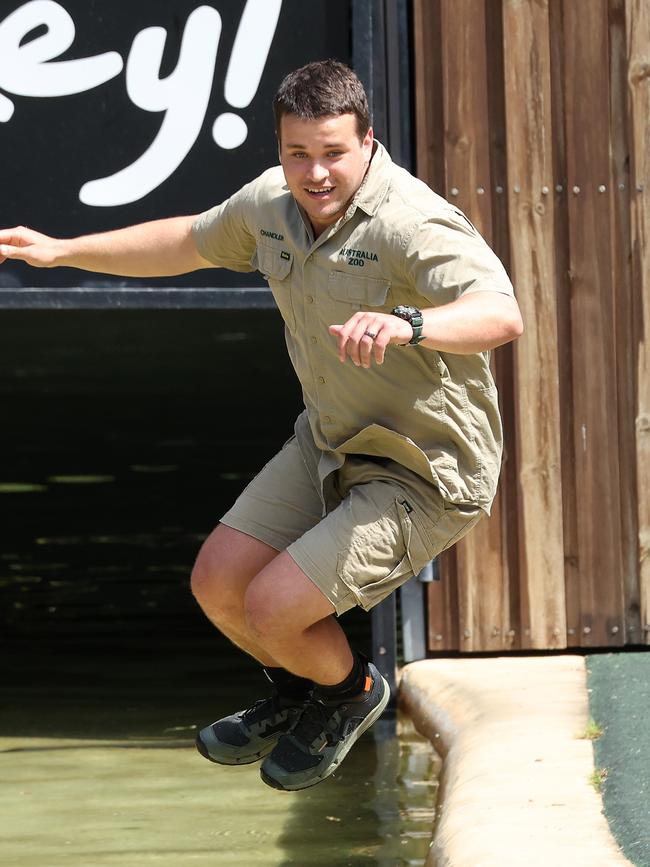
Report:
221,435,484,615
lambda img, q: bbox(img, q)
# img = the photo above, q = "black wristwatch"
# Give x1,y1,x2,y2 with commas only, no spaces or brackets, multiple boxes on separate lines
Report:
391,305,425,345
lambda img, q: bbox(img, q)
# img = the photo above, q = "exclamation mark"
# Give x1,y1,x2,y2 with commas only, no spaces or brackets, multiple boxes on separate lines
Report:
212,0,282,150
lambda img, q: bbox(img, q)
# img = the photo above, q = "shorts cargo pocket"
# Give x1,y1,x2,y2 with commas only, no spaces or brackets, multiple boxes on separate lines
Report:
251,242,295,330
336,497,432,612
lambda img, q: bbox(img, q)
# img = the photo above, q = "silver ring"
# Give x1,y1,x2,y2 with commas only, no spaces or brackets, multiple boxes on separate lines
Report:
364,330,378,339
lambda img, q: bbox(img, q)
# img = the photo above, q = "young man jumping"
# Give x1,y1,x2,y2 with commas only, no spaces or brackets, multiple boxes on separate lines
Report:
0,60,523,791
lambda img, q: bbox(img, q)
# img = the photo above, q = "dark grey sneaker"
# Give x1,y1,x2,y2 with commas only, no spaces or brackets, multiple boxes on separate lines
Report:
259,662,390,791
196,692,306,766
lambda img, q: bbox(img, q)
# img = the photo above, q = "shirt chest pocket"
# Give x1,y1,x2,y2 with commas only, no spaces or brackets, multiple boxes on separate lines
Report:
328,270,392,313
251,243,295,330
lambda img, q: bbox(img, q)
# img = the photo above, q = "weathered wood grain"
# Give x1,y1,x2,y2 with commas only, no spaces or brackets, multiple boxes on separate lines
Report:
413,0,445,194
610,0,641,643
416,0,647,653
563,0,625,646
440,0,511,651
625,0,650,644
546,0,583,646
427,550,460,652
503,0,566,648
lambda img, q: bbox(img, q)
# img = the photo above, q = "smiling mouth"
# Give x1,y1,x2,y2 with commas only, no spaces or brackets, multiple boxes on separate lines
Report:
305,187,334,197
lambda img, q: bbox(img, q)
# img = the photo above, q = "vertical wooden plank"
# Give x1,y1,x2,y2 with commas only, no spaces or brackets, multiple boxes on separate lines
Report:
427,550,460,652
439,0,510,652
440,0,492,236
609,0,641,642
486,0,520,651
413,0,461,651
413,0,445,194
548,0,580,644
625,0,650,644
502,0,566,648
563,0,626,646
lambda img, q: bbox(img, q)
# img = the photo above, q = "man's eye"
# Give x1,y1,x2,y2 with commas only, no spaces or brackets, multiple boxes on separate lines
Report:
292,152,307,159
328,151,343,158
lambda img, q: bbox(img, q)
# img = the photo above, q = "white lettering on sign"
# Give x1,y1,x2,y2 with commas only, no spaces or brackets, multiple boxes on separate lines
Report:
0,1,123,121
213,0,282,150
80,6,222,207
0,1,283,206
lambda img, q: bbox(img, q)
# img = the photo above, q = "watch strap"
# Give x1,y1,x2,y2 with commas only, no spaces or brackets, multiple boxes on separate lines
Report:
391,305,425,345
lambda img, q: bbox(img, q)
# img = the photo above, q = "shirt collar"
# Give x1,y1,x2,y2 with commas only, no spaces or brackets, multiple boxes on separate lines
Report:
349,140,392,218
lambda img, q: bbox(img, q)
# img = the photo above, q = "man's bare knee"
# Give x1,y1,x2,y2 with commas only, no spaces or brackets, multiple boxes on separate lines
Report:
190,523,280,620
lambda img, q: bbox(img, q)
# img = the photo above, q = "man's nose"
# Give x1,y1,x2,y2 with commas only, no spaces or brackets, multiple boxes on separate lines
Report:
307,161,329,183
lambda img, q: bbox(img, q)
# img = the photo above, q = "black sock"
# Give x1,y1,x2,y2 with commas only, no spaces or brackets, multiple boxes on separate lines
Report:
315,651,369,703
263,666,313,699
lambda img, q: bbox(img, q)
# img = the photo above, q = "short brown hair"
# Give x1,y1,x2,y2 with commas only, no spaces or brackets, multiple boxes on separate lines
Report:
273,60,371,141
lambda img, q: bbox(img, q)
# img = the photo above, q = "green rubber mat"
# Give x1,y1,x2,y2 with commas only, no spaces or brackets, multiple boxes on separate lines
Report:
587,652,650,866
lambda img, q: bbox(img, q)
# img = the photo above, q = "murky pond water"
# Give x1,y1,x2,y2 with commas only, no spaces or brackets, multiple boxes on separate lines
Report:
0,322,441,866
1,639,439,867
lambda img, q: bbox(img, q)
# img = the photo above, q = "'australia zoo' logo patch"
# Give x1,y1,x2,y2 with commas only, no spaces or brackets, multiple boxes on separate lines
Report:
339,247,379,267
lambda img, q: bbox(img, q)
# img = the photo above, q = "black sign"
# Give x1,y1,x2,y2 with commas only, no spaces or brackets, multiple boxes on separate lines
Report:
0,0,351,289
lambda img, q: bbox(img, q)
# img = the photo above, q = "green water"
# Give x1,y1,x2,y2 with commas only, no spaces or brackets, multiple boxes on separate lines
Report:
0,316,440,866
0,641,439,867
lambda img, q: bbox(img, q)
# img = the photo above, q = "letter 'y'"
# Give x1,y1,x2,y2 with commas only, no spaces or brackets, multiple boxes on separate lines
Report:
80,6,221,207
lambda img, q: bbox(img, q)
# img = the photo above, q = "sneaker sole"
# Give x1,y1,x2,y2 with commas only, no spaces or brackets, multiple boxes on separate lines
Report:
260,675,391,791
195,729,278,766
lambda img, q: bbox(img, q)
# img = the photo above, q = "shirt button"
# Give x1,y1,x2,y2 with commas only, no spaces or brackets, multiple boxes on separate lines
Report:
318,376,326,384
306,295,314,304
323,415,332,424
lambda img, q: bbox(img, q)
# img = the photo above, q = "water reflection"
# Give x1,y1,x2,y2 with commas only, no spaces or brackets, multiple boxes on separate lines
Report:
0,640,439,867
0,317,440,865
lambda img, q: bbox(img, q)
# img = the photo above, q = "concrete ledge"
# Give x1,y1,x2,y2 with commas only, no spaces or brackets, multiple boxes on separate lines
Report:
399,656,631,867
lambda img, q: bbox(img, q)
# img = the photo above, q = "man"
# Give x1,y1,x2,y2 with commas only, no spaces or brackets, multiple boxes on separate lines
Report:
0,60,523,792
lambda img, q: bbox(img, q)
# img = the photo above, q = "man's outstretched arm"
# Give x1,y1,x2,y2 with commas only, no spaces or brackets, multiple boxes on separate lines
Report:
0,216,213,278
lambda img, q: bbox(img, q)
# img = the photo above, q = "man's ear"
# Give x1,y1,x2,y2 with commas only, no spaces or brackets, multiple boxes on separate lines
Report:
363,127,374,161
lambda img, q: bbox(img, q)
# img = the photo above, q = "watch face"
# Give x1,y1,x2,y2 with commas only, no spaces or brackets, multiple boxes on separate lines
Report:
394,305,419,320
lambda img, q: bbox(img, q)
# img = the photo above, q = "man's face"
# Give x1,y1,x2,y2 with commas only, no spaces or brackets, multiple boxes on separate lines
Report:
279,113,374,237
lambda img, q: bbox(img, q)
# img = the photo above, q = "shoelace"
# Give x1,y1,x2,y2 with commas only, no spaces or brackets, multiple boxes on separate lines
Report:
241,694,280,725
290,698,337,748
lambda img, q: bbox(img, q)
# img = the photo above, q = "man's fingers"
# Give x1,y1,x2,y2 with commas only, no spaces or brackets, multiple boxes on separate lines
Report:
373,331,390,365
0,244,22,260
329,315,393,366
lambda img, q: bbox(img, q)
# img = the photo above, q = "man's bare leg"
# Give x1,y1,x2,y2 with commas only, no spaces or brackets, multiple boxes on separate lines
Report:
243,551,354,685
190,523,282,666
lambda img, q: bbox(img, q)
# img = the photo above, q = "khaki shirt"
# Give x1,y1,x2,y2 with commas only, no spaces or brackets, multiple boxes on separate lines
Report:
193,142,515,513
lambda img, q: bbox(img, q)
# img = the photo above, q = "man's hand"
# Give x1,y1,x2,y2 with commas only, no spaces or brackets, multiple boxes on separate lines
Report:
329,312,413,368
0,226,63,268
